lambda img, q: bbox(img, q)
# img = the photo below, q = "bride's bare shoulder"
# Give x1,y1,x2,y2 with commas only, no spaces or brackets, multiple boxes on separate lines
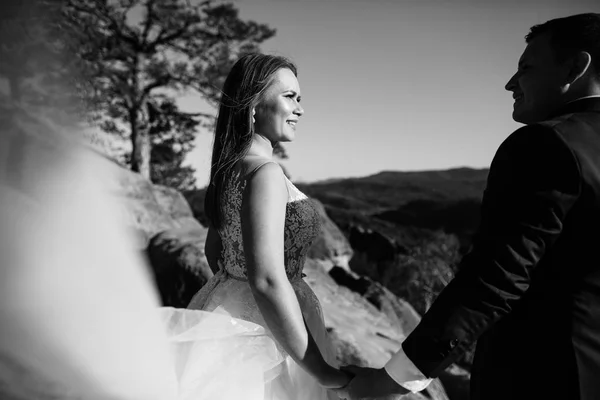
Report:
238,157,287,201
239,156,282,180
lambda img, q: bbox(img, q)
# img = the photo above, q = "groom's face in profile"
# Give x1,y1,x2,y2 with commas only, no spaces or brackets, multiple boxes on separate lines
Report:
505,33,571,124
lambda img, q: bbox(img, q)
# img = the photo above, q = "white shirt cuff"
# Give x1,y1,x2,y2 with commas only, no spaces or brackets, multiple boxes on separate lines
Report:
384,346,433,393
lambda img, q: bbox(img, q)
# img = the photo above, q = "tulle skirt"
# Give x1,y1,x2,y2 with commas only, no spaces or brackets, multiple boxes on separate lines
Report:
160,270,339,400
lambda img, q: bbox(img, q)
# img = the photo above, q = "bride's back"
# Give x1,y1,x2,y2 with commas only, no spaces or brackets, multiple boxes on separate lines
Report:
215,156,321,282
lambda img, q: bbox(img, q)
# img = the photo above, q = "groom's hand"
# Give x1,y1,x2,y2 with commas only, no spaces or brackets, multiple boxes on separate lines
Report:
340,366,410,399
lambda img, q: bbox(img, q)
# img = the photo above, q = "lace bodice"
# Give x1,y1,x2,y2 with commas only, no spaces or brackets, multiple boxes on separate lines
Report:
217,163,321,281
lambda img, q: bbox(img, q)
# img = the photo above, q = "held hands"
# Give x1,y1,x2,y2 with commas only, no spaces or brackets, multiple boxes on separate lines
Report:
333,365,410,400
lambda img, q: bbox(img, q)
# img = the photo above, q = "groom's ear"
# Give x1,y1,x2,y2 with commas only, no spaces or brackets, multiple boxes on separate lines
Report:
565,51,592,85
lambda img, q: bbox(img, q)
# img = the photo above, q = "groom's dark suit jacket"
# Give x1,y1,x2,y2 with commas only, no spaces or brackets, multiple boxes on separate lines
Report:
402,97,600,400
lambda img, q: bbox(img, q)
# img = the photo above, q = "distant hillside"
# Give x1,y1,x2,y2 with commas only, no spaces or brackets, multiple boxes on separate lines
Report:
296,167,489,251
297,168,487,210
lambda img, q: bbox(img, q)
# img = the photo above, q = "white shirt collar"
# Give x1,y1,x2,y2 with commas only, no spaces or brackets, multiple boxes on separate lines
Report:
566,95,600,104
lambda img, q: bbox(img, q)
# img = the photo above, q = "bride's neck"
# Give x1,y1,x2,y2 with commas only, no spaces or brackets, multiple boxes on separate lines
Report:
247,134,275,158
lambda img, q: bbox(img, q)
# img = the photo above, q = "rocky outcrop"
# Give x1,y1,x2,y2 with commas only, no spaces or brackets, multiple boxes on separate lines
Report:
348,224,410,280
147,225,212,308
305,260,404,366
307,199,353,271
349,224,408,262
308,221,466,400
328,266,421,336
151,184,203,231
96,156,213,307
95,158,174,247
326,265,470,400
304,260,449,400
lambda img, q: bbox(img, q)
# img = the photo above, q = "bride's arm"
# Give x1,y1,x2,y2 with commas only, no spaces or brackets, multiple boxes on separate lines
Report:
241,162,349,389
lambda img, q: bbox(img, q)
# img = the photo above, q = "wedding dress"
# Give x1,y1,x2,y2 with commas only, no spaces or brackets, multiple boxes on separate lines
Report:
160,162,339,400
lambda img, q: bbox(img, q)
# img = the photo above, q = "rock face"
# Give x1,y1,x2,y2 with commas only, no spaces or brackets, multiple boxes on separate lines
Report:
305,206,472,400
348,224,409,279
304,260,449,400
96,158,174,247
307,199,354,271
328,266,421,336
147,225,212,308
325,264,470,400
349,225,404,264
97,157,213,308
151,184,203,231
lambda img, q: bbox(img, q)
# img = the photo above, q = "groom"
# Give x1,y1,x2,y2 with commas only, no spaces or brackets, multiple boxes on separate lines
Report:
341,13,600,400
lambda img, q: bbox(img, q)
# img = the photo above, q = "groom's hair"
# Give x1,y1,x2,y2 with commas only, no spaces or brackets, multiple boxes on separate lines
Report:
526,13,600,76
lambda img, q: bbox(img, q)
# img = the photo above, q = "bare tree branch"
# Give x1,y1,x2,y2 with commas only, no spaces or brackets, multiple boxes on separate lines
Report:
51,0,275,183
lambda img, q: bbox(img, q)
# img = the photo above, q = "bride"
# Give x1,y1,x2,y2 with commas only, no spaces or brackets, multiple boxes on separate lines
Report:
0,54,351,400
163,53,352,399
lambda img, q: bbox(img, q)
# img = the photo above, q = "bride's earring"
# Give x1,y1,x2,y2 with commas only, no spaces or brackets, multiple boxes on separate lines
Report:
252,108,256,124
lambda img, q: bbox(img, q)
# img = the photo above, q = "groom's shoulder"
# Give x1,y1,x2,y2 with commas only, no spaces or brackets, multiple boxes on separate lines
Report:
504,109,583,145
492,121,580,173
537,111,584,137
501,122,567,154
507,112,596,155
488,122,580,187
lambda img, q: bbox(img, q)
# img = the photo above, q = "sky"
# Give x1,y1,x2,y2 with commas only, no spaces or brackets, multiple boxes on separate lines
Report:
151,0,600,187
